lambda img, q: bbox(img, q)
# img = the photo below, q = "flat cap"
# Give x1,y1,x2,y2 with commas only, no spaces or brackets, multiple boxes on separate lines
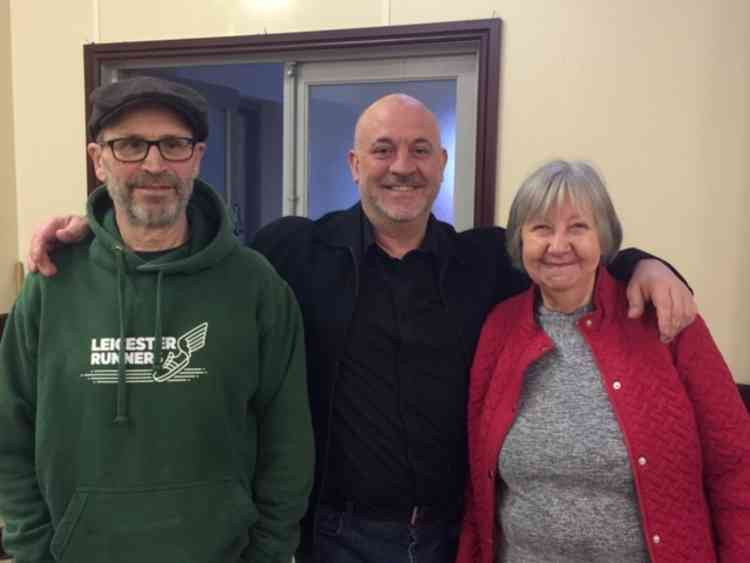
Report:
88,76,209,141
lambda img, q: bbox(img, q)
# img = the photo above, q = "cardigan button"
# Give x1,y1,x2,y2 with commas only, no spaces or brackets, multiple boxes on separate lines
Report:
652,534,661,544
638,456,647,466
612,381,622,390
584,318,593,327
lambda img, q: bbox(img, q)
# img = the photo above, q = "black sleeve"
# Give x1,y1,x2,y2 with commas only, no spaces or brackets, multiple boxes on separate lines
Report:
478,226,532,302
497,257,531,302
251,216,312,274
607,247,692,292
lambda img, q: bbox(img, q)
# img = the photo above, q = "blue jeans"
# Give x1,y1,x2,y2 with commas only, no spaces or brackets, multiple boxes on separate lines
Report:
301,504,460,563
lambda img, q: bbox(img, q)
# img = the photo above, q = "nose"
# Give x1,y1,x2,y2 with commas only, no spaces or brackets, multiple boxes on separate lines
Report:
389,146,417,176
548,230,571,253
140,144,167,173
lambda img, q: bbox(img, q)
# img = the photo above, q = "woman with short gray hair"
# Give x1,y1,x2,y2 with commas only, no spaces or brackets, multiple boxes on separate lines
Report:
457,160,750,563
505,160,622,268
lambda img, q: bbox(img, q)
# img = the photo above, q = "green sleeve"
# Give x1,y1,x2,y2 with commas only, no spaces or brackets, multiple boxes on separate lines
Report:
0,278,55,562
244,280,314,563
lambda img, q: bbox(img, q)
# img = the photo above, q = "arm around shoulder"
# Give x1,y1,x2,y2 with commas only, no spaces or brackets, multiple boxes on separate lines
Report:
27,214,90,277
609,249,696,342
608,248,690,290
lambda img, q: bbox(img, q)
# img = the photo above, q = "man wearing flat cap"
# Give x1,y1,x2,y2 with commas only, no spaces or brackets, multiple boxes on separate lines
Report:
0,76,314,562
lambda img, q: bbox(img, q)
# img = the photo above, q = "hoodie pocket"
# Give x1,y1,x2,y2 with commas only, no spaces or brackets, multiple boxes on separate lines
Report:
50,478,256,563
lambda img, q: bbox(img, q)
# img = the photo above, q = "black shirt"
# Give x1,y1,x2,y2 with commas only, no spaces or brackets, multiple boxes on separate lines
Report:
324,218,468,510
134,243,189,262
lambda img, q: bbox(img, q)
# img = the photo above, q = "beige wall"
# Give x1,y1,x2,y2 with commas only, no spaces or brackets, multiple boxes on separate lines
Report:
5,0,750,383
0,0,18,314
9,0,94,291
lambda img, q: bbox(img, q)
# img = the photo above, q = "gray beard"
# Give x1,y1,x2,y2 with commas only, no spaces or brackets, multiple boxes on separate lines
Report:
108,175,193,228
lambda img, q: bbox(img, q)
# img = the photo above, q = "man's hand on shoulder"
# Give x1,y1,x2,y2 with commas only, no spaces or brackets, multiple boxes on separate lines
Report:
27,214,90,276
625,258,697,343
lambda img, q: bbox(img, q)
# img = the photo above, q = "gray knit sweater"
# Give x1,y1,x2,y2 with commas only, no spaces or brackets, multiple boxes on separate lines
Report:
496,303,650,562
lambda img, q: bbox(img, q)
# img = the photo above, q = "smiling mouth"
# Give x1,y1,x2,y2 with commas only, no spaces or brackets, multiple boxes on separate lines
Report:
134,184,174,192
543,262,577,267
383,185,422,192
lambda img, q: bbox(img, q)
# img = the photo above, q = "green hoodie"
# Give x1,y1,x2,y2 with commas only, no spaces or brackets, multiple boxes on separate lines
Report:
0,181,314,563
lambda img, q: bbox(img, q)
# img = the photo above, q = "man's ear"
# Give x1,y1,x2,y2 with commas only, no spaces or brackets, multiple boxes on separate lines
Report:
191,142,207,178
347,149,359,184
434,147,448,185
87,142,108,183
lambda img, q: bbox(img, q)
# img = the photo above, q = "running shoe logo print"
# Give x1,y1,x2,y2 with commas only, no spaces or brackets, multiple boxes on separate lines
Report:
152,322,208,382
81,322,209,384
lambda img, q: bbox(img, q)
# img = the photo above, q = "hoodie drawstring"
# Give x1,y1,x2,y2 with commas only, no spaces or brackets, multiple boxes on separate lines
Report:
153,270,165,381
113,247,129,424
112,255,166,424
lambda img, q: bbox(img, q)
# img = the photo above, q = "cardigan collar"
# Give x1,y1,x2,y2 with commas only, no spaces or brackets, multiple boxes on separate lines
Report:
516,263,624,335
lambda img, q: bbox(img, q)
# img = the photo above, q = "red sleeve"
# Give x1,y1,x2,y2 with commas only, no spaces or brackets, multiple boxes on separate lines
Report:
671,316,750,562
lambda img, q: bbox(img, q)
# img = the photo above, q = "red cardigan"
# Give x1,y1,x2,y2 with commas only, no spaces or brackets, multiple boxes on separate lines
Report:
457,268,750,563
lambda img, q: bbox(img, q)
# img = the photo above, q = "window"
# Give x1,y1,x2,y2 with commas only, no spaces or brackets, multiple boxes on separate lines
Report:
84,19,502,240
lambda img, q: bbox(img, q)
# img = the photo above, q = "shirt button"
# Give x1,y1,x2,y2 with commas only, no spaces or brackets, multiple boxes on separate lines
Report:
613,381,622,390
638,456,647,466
652,534,661,544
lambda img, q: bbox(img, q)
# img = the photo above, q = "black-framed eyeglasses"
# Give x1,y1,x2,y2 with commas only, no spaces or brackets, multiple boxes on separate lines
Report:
101,136,197,163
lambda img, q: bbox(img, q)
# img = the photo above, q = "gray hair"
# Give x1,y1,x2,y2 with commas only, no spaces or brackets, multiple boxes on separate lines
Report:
506,160,623,271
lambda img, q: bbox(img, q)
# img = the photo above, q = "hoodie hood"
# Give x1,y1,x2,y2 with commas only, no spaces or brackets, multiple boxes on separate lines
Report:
86,179,239,424
87,179,238,275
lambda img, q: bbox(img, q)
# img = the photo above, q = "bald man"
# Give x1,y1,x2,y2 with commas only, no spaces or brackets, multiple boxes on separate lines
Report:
28,93,695,563
251,94,695,563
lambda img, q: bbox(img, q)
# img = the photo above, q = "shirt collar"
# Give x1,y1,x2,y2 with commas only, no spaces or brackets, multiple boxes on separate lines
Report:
361,211,441,258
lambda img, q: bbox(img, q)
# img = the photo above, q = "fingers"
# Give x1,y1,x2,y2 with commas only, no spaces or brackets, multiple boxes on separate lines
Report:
33,248,59,277
655,285,697,343
26,255,38,274
669,285,698,338
626,282,646,319
655,287,676,343
57,215,90,243
27,215,80,277
27,222,59,275
627,275,676,342
666,286,685,341
625,259,698,342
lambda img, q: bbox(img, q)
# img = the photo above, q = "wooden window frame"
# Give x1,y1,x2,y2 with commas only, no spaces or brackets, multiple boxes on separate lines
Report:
83,18,502,226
